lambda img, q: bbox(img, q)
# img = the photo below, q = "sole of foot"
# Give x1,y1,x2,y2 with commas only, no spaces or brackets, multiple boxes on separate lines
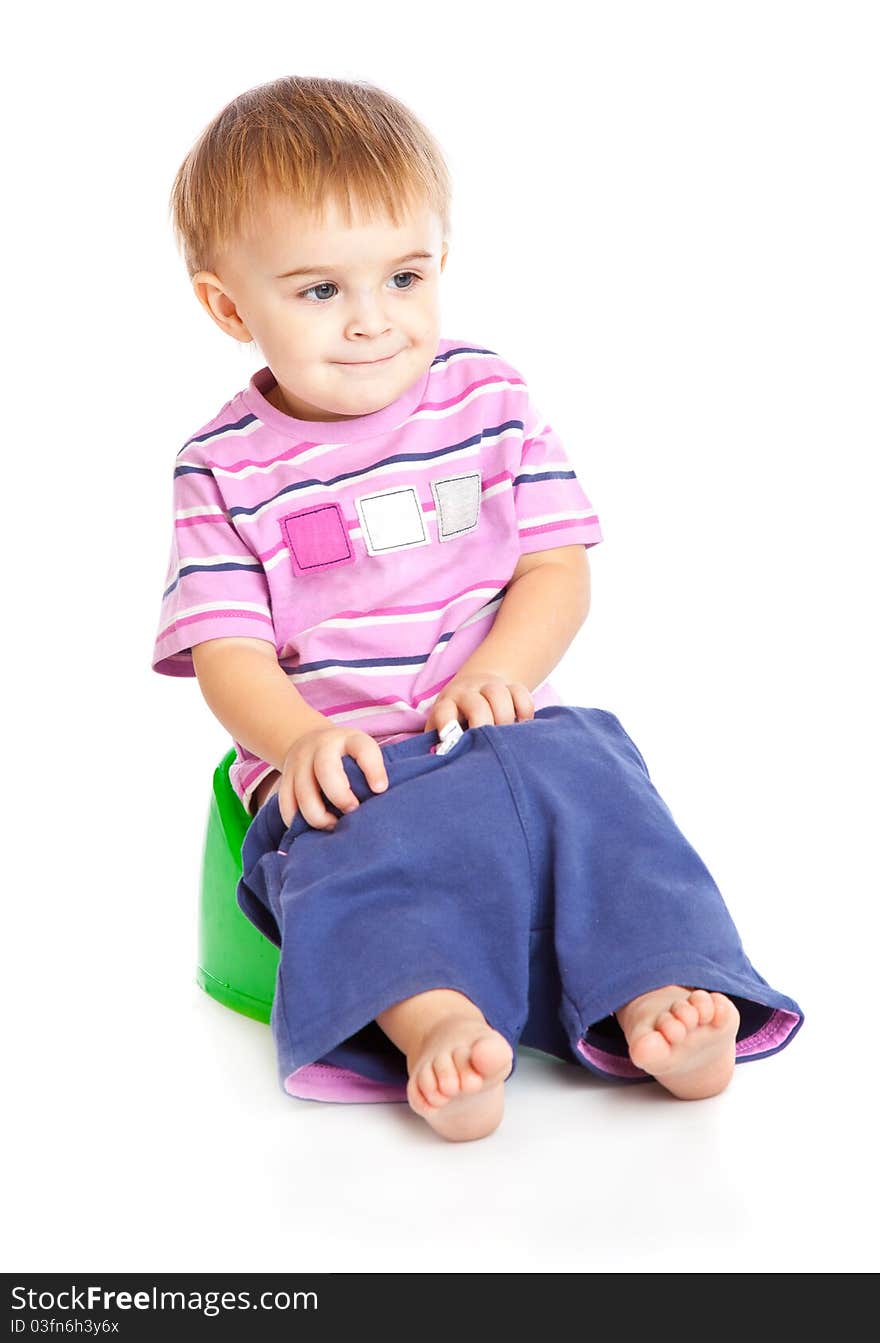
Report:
618,986,740,1100
406,1016,513,1142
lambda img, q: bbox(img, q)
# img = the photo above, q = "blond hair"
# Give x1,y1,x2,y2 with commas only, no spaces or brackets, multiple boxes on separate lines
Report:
169,75,453,278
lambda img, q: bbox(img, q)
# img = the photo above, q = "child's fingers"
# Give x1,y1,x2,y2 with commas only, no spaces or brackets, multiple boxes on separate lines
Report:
451,688,494,729
466,686,510,727
277,788,297,831
482,681,533,725
346,736,389,800
292,763,342,830
509,683,535,721
311,748,363,820
428,691,458,734
480,685,516,725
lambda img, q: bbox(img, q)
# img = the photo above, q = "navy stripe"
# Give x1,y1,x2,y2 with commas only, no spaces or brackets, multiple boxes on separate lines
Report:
162,559,264,599
431,344,499,364
513,468,578,487
228,421,525,521
179,412,259,454
173,462,216,479
292,651,436,674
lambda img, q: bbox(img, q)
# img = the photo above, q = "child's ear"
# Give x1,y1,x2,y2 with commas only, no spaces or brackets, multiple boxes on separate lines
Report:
191,270,254,343
440,242,450,272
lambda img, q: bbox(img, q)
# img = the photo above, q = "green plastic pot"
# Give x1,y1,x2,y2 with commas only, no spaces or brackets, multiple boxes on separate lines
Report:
197,749,278,1023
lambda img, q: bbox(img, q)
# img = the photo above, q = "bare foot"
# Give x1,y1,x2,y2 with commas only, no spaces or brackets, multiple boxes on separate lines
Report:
614,986,740,1100
406,1014,513,1142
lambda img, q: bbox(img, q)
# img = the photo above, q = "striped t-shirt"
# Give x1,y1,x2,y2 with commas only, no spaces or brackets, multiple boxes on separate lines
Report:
152,337,604,814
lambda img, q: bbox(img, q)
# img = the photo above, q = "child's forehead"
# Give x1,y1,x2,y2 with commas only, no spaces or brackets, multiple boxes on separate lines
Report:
237,193,443,267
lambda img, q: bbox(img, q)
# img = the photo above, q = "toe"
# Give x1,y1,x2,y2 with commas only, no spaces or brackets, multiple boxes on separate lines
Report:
417,1062,444,1108
657,1011,687,1045
711,992,740,1031
470,1032,514,1081
434,1053,461,1098
690,990,715,1024
671,999,699,1031
406,1073,432,1117
629,1026,672,1071
452,1045,483,1093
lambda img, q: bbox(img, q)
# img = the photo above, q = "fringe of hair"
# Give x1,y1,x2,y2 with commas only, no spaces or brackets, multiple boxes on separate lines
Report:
169,75,453,278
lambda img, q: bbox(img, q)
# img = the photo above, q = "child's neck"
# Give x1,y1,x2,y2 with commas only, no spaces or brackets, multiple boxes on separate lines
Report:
265,379,362,424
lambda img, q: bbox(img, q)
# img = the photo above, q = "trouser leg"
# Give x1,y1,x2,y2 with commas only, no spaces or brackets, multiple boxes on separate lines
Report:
485,706,804,1082
237,726,535,1095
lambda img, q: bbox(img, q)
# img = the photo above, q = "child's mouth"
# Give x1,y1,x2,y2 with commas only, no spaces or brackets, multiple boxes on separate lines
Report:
335,351,400,369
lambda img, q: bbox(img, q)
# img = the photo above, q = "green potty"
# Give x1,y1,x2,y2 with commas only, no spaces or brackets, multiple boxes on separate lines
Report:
197,748,278,1023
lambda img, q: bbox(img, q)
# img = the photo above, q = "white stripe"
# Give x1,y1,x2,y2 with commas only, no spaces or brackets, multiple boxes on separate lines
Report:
407,376,524,425
517,508,598,530
175,503,226,521
457,599,502,632
481,477,512,502
178,553,263,569
264,549,291,573
319,701,417,726
183,417,263,452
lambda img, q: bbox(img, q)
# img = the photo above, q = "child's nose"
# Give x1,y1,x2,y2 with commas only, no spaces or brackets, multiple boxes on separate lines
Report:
344,297,393,338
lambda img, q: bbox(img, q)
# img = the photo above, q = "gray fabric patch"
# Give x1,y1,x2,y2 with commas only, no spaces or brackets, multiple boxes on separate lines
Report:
430,472,481,542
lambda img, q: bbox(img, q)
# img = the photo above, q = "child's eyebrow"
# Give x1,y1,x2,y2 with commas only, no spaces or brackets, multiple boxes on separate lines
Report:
275,250,435,280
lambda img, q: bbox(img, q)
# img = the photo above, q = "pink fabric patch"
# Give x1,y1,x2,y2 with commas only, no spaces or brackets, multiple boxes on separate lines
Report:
284,1062,408,1104
280,503,354,576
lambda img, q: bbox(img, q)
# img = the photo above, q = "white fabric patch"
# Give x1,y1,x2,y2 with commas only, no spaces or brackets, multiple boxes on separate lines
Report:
356,486,430,556
430,472,482,542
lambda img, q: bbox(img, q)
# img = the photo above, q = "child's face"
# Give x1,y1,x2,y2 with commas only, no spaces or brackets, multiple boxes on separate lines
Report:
194,195,449,422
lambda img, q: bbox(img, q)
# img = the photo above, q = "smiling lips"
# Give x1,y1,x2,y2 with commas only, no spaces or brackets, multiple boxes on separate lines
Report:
336,351,400,367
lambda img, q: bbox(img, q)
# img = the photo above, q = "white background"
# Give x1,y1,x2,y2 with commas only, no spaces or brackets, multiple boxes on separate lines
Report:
4,0,877,1274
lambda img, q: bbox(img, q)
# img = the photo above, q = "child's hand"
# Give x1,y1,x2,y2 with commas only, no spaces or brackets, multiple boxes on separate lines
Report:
277,727,389,831
423,673,535,737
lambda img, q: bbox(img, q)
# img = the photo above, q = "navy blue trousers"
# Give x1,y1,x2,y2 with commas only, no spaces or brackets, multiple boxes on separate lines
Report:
237,706,803,1102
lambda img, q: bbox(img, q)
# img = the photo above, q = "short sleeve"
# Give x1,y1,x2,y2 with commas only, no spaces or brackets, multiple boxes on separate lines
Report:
513,386,603,556
151,457,276,677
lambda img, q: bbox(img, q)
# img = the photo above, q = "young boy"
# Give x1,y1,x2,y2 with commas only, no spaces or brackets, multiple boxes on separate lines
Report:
152,75,802,1142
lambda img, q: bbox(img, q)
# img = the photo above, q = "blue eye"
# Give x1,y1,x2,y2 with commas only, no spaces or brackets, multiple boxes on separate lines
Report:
301,282,337,302
298,271,422,303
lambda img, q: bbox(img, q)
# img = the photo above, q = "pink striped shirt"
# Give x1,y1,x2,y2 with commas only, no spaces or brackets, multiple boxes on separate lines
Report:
152,337,604,813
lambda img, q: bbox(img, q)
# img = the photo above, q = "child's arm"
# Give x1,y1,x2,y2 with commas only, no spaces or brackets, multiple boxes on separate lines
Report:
457,547,591,690
191,637,331,770
425,548,591,734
